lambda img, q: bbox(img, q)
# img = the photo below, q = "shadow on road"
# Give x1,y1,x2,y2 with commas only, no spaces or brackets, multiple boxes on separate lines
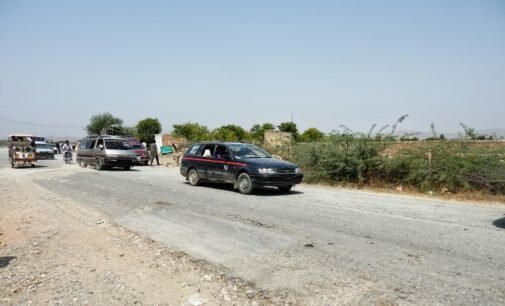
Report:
12,165,48,169
185,182,303,196
0,256,16,268
492,217,505,229
103,168,140,172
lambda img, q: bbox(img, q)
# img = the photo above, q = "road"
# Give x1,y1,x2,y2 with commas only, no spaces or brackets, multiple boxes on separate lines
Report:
1,148,505,305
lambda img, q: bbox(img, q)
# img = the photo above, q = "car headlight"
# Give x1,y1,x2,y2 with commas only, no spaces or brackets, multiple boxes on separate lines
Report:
258,168,277,174
295,167,302,174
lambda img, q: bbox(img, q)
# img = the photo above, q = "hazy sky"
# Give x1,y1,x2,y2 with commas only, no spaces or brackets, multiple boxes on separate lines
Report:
1,0,504,138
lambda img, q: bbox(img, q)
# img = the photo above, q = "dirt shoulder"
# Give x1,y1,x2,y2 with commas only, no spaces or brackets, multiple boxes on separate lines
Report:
0,171,277,305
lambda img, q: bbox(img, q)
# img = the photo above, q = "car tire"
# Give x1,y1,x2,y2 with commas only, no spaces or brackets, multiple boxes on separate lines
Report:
188,168,200,186
278,185,293,193
123,165,131,170
237,173,254,195
96,159,103,171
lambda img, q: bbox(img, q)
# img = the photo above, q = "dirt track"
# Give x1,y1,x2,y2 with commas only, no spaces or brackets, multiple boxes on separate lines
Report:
0,168,269,305
1,150,505,305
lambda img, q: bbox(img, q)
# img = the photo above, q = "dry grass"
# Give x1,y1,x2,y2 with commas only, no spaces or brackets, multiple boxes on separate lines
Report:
314,179,505,205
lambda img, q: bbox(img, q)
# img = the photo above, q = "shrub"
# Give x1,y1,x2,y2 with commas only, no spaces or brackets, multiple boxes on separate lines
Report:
293,138,386,184
383,143,505,193
291,139,505,195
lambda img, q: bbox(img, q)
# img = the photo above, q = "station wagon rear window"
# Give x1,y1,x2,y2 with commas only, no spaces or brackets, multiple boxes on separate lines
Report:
187,144,201,156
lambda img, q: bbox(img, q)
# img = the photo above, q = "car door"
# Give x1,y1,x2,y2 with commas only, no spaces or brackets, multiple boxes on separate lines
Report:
78,138,95,165
200,144,221,180
93,138,105,164
213,145,232,181
186,143,214,180
222,145,245,183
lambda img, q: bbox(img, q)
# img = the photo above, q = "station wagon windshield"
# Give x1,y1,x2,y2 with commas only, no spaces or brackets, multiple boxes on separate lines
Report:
228,144,271,159
105,140,131,150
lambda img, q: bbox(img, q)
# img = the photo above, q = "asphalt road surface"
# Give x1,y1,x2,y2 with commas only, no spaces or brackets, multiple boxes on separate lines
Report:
2,148,505,305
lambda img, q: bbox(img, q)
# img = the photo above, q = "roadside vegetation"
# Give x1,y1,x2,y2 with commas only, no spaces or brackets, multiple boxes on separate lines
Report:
287,119,505,198
83,113,505,198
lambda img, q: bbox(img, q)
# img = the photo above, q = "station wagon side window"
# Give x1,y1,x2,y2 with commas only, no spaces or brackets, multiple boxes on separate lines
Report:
96,139,104,148
86,139,96,149
187,144,201,156
79,140,88,149
215,145,230,159
201,144,215,158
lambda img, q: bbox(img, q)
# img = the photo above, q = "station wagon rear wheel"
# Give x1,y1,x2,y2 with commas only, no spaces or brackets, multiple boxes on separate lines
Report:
188,169,200,186
237,173,254,195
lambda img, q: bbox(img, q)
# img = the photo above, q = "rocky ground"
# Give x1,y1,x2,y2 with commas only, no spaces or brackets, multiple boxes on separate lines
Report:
0,173,277,305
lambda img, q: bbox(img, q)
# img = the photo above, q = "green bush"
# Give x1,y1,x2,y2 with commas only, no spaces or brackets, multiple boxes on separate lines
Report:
293,138,386,184
385,143,505,193
291,140,505,195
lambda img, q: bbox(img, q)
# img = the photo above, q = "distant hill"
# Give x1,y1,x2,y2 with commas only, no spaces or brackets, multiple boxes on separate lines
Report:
394,129,505,140
43,136,83,142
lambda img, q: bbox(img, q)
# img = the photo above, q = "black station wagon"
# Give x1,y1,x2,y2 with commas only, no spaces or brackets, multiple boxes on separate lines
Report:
180,142,303,194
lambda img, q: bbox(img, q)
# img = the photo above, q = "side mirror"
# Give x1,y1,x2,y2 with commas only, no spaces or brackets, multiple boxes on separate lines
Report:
98,144,104,150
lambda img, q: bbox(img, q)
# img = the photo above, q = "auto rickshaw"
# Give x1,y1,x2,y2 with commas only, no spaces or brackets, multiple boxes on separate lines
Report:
8,133,37,168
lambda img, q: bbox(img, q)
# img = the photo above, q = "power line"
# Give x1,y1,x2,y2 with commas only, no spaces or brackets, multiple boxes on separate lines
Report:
0,117,84,129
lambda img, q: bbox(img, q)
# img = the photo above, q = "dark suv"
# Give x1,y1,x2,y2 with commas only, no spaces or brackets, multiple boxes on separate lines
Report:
180,142,303,194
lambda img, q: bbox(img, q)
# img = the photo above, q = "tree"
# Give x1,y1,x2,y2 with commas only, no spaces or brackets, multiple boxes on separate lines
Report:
278,122,299,140
460,122,476,140
250,123,275,142
430,123,438,139
299,127,324,142
172,122,210,141
86,112,123,135
212,124,249,141
136,118,162,143
122,126,137,137
389,114,408,137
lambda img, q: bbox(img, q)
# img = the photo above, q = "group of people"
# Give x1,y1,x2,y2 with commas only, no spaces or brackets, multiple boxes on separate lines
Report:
54,141,74,154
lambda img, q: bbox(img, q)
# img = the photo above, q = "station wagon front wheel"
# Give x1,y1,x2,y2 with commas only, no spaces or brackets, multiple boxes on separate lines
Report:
96,159,103,171
237,173,254,195
188,169,200,186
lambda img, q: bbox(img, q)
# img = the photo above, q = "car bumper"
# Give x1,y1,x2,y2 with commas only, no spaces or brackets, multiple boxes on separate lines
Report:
103,158,135,166
134,155,149,164
37,152,55,159
250,173,303,186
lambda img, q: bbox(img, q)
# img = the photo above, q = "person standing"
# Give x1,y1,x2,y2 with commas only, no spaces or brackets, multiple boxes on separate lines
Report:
149,142,159,166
